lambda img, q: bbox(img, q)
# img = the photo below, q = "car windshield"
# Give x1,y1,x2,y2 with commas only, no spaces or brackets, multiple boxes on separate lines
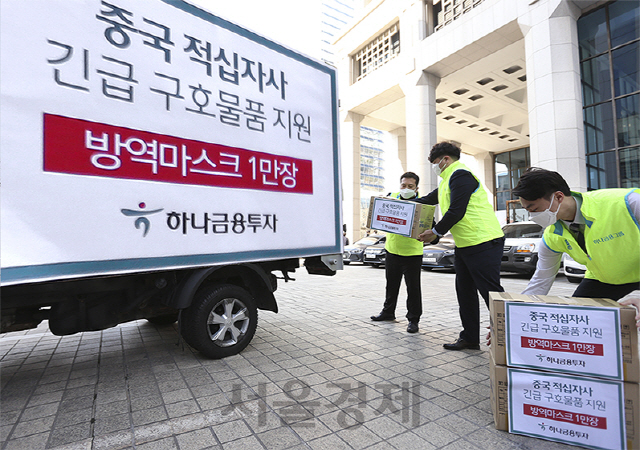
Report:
502,223,543,239
354,236,383,245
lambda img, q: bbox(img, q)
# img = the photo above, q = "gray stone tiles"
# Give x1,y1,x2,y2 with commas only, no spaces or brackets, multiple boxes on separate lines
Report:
1,265,584,449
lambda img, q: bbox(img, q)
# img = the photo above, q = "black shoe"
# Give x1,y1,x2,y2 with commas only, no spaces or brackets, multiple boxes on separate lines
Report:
371,313,395,321
407,322,419,333
443,338,480,350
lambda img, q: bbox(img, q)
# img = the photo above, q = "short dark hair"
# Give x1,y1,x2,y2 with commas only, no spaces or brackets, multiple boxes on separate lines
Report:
512,167,571,200
400,171,419,186
429,142,461,163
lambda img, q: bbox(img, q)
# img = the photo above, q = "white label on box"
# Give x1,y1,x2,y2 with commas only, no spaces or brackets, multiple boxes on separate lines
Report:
369,198,416,237
505,302,623,379
508,369,626,450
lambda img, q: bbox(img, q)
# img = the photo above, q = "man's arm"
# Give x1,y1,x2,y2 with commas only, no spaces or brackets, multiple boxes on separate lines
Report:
415,189,438,205
488,241,562,346
521,239,563,295
629,192,640,221
417,170,477,242
619,192,640,327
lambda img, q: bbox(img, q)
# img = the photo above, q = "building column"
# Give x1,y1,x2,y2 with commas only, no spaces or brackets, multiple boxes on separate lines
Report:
386,127,407,192
402,70,440,194
519,0,587,191
340,110,363,242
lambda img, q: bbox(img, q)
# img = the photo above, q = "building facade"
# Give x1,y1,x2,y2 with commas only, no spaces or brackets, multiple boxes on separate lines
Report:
335,0,639,240
321,0,359,64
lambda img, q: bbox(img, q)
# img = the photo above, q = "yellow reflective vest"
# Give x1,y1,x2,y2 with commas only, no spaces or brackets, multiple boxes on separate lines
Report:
385,192,424,256
542,188,640,285
438,160,504,248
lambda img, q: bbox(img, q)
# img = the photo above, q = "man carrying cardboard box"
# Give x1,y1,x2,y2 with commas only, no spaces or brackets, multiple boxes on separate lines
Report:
416,142,505,350
513,167,640,304
370,172,425,333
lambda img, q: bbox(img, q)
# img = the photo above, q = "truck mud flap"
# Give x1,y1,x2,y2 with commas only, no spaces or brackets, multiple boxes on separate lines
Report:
304,255,342,276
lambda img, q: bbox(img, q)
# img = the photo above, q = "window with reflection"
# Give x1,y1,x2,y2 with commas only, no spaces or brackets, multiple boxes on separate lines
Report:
578,0,640,190
494,148,530,211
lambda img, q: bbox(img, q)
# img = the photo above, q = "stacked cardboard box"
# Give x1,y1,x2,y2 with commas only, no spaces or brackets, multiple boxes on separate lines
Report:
489,292,639,449
366,196,435,239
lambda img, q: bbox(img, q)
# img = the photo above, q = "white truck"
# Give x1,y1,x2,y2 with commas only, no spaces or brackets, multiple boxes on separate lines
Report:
1,0,342,358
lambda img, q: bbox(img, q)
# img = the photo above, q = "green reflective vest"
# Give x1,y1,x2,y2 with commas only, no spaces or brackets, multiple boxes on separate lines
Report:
438,160,504,248
385,192,424,256
542,188,640,285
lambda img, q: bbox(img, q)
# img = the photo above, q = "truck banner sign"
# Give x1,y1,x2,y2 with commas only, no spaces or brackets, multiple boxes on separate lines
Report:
1,0,340,285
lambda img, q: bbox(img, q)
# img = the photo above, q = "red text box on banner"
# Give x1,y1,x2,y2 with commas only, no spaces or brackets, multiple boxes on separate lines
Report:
523,404,607,430
43,114,313,194
520,336,604,356
376,215,407,226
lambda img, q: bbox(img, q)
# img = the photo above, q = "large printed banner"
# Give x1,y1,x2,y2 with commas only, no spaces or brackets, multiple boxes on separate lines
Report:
1,0,340,284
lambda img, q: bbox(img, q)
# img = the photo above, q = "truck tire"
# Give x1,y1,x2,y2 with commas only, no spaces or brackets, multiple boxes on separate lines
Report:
180,284,257,359
567,275,582,284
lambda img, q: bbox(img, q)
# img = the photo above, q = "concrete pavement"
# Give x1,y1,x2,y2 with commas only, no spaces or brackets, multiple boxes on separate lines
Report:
1,265,588,449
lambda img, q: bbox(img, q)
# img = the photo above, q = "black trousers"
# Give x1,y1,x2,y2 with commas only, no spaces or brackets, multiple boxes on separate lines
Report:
573,278,640,300
382,252,423,323
453,237,505,343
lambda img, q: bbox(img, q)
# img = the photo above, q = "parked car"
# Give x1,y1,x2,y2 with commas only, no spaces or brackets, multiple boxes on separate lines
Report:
422,234,456,270
343,234,386,264
501,221,543,275
363,241,386,267
563,253,586,283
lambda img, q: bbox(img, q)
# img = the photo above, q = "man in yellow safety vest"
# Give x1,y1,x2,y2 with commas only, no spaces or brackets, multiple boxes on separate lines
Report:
513,167,640,307
417,142,505,350
371,172,425,333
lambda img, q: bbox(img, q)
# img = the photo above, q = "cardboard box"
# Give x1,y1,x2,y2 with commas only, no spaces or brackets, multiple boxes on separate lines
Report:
490,292,639,382
490,355,639,450
366,196,435,239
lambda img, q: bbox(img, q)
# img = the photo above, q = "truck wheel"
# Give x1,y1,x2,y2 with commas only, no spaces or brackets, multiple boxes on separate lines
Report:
180,284,257,359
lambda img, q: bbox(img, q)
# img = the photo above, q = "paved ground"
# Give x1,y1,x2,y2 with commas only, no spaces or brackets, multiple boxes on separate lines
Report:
0,264,617,450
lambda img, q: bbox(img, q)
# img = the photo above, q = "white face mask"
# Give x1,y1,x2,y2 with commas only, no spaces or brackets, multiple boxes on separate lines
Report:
432,160,443,177
399,188,416,199
529,196,558,228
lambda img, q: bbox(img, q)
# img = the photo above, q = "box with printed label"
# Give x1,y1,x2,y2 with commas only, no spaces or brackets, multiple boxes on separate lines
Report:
366,196,435,239
489,292,639,382
490,355,639,450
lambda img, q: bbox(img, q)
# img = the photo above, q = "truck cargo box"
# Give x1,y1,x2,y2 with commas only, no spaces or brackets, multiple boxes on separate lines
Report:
1,0,341,286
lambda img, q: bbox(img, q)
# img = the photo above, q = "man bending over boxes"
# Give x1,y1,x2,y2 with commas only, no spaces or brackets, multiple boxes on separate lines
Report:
513,168,640,319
